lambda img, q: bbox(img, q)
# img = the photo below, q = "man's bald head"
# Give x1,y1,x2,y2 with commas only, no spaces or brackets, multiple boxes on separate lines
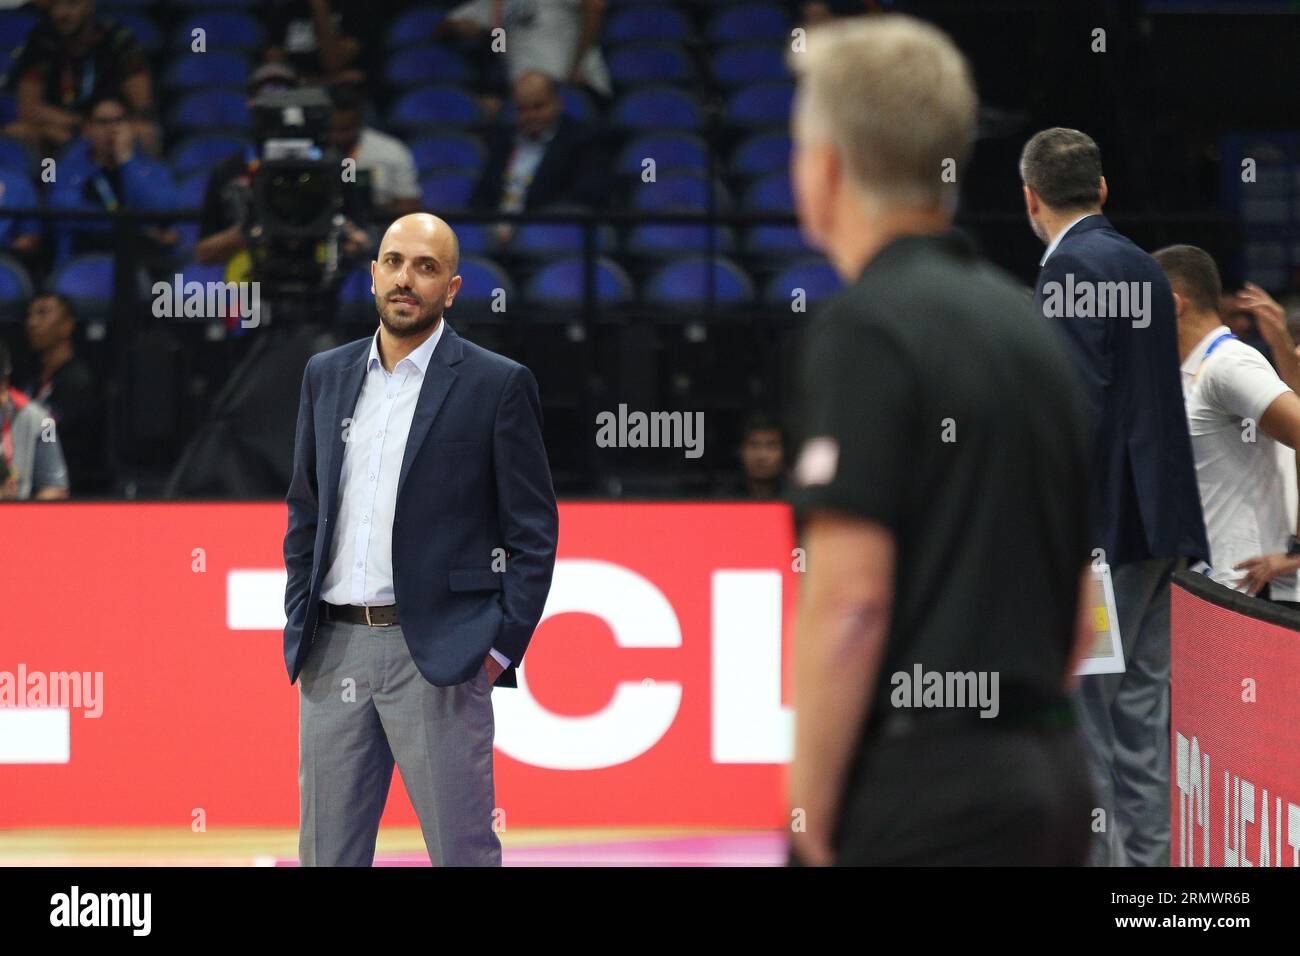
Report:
371,213,462,337
380,212,460,274
513,70,561,139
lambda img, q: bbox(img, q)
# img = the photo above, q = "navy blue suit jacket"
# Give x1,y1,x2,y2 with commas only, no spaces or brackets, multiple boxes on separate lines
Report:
282,322,559,688
1033,214,1208,565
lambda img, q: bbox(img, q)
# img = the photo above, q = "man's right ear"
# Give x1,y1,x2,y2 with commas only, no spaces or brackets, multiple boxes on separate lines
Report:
1171,290,1187,319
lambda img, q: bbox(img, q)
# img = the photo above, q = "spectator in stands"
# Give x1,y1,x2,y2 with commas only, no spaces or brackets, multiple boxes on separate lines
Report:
262,0,379,86
47,93,180,266
20,292,107,495
717,412,787,498
4,0,157,154
0,337,69,500
1156,245,1300,609
439,0,611,104
469,70,609,241
328,82,421,218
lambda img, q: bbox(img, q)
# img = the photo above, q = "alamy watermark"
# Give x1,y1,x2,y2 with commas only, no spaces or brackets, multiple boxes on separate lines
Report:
0,665,103,717
595,404,704,459
151,274,261,328
1040,274,1151,328
889,664,1000,718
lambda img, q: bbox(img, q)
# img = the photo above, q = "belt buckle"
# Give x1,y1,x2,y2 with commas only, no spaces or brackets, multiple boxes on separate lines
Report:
364,606,391,627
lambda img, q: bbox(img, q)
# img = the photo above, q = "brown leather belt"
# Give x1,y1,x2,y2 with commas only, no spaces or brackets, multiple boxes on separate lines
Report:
319,602,399,627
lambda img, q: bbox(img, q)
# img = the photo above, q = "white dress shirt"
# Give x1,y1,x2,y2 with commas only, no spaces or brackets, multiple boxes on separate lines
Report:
320,322,510,668
1180,325,1295,598
1039,213,1093,266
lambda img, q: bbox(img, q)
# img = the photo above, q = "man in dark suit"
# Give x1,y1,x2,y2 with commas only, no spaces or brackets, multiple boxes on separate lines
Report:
1021,128,1209,866
283,212,559,866
469,70,608,219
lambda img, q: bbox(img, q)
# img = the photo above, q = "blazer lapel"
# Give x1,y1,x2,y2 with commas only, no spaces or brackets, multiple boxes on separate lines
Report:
323,341,370,521
396,325,464,502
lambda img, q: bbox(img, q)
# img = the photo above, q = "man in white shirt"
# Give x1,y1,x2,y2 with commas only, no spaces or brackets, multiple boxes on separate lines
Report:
1155,244,1300,604
440,0,611,99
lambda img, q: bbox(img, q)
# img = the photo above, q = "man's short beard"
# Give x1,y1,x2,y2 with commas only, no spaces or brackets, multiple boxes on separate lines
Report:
377,298,443,337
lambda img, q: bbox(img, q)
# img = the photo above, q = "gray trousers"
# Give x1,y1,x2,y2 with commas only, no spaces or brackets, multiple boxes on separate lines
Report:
298,618,501,866
1076,556,1179,867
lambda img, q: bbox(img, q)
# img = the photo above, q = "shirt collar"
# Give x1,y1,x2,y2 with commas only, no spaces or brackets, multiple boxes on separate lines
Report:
1039,213,1093,266
367,319,446,375
1180,324,1231,378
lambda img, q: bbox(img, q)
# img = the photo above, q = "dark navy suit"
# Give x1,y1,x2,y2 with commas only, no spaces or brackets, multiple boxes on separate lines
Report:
282,322,558,691
1033,214,1207,566
1034,213,1206,867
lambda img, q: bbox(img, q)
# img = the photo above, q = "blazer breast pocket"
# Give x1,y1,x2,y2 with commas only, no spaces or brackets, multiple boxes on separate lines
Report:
448,568,504,591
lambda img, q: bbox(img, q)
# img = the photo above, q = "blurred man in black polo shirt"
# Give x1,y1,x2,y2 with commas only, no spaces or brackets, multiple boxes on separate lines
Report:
785,14,1096,866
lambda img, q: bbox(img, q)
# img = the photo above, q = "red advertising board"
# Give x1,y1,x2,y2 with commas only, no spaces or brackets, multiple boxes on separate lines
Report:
0,502,797,828
1170,577,1300,866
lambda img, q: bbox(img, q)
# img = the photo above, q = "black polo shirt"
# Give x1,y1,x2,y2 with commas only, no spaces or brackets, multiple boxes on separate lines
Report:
789,230,1094,731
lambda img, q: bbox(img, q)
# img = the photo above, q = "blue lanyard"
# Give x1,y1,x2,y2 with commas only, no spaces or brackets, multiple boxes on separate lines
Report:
1199,331,1237,370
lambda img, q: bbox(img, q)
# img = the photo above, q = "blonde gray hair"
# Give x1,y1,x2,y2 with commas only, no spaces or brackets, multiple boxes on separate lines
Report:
789,14,977,208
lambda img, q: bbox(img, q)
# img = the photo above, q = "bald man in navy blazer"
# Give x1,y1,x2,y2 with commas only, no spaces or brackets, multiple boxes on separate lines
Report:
283,213,558,866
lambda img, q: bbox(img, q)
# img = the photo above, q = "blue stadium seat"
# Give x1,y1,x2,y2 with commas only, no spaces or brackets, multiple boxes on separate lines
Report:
626,223,736,258
764,258,841,307
168,89,251,132
508,221,616,259
731,131,790,177
385,6,447,50
409,132,485,174
384,45,470,86
45,253,149,325
419,169,475,210
172,12,264,52
0,11,36,50
709,4,789,41
336,266,375,322
389,85,482,130
644,256,755,308
744,224,812,258
524,256,634,310
112,11,163,55
608,42,694,86
616,132,708,176
714,41,787,86
169,134,251,178
177,170,210,209
632,170,730,212
165,51,251,90
0,253,34,325
448,221,492,256
606,5,692,43
0,168,40,248
0,134,37,176
452,256,515,311
612,86,703,130
726,81,794,126
744,171,793,212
